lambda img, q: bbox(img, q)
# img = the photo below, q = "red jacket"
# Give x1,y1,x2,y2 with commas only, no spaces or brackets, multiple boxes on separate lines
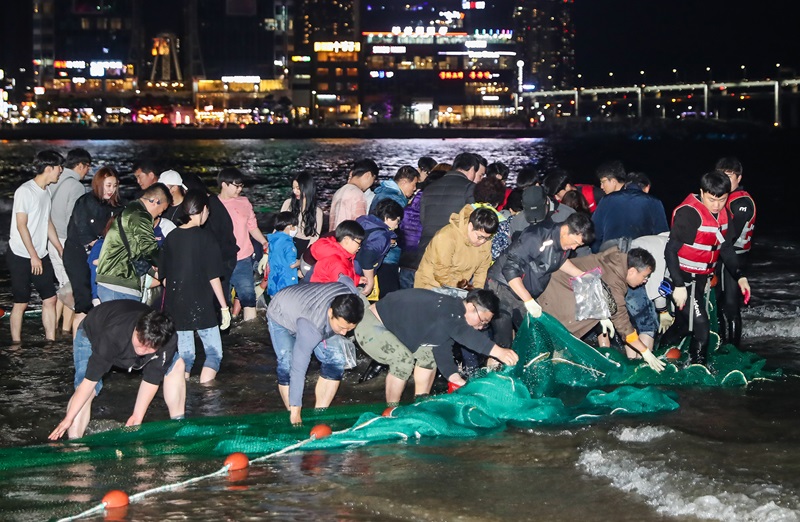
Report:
309,236,359,285
576,184,600,213
672,194,729,275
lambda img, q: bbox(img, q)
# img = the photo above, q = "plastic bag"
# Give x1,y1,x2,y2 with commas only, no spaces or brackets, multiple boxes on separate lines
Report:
570,268,610,321
325,335,358,370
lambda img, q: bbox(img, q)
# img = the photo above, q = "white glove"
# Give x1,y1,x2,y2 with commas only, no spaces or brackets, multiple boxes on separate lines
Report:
524,299,542,318
257,254,268,275
641,349,666,373
672,286,688,309
599,318,615,338
658,312,674,334
254,282,265,300
220,307,232,330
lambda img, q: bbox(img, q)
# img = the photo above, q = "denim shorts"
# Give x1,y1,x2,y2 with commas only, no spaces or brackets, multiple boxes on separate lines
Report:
268,318,345,385
177,327,223,374
230,257,257,308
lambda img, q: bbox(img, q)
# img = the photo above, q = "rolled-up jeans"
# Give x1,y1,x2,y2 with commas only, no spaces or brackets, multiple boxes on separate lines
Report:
230,257,256,308
625,285,657,338
268,318,346,385
177,327,223,374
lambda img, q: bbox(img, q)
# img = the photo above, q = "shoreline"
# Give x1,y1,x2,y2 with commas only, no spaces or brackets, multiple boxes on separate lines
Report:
0,124,547,141
0,118,786,141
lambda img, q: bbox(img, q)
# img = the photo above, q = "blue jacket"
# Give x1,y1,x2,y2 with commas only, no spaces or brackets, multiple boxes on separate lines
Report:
355,214,396,271
369,180,408,265
267,231,298,296
591,186,669,252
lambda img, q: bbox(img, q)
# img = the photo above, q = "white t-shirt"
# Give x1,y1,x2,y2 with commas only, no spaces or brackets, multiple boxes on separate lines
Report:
9,179,52,258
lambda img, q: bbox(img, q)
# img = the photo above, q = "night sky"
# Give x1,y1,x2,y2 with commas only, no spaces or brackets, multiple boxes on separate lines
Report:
572,1,799,85
1,1,798,87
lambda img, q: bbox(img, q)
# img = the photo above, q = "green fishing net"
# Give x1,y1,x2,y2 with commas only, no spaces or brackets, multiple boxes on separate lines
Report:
0,290,780,475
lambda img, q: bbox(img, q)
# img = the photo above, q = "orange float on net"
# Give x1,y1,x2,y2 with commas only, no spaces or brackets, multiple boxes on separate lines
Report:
224,452,249,471
382,407,396,417
310,424,332,440
101,490,129,509
665,348,682,361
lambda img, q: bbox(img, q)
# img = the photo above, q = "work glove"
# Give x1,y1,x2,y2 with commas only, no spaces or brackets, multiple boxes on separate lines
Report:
641,349,666,373
257,254,269,275
254,282,265,300
220,307,232,330
672,286,688,309
524,298,542,318
599,318,615,338
738,277,751,304
658,311,674,334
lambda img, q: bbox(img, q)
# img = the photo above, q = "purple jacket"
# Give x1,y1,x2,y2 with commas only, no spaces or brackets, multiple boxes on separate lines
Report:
398,191,423,267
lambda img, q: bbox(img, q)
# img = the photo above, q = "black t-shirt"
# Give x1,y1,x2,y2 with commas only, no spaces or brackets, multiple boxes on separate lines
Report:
375,289,495,378
162,203,187,225
159,226,224,330
666,206,739,286
82,300,178,385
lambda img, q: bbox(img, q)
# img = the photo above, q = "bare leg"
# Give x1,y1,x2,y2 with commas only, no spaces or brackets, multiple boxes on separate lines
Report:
163,358,186,418
314,377,340,408
199,367,217,383
72,312,86,340
10,303,27,343
68,394,95,439
61,306,74,334
41,296,58,341
597,333,610,348
243,307,257,322
55,299,64,332
385,373,407,404
278,384,290,409
412,366,436,397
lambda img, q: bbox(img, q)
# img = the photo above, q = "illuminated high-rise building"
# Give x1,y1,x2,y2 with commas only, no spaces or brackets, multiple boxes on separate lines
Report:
514,0,575,90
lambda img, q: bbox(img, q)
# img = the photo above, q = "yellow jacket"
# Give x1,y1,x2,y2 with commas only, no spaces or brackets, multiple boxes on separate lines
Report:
414,204,492,290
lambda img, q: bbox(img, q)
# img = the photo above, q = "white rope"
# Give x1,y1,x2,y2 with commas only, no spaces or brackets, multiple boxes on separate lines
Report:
550,357,607,377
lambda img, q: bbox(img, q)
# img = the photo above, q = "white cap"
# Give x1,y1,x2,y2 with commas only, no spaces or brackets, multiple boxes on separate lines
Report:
158,170,187,190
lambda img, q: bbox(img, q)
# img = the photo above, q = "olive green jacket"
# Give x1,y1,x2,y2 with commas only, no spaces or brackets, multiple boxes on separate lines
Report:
96,200,159,291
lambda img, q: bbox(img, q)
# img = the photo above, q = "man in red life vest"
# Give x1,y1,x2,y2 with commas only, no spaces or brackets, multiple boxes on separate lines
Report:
713,157,756,347
661,171,751,366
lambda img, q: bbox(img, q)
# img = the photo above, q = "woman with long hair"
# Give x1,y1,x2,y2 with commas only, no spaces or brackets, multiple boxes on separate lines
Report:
63,166,122,335
280,172,323,257
160,190,230,384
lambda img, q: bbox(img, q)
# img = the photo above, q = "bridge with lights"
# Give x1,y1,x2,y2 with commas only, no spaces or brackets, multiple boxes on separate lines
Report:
521,79,800,127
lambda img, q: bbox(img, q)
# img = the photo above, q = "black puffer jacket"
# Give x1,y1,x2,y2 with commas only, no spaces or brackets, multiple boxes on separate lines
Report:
412,171,475,268
488,219,569,298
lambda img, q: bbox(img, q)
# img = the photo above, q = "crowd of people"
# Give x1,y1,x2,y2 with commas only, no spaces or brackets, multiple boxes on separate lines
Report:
3,148,755,437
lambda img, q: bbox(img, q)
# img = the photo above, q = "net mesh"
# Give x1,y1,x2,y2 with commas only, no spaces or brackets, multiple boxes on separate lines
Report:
0,294,780,475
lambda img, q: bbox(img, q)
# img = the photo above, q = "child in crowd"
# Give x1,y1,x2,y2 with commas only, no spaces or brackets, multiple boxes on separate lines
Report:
308,220,365,285
267,211,300,297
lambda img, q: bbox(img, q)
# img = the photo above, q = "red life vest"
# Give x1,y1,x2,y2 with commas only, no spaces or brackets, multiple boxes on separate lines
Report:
672,194,729,275
727,189,756,254
575,184,598,213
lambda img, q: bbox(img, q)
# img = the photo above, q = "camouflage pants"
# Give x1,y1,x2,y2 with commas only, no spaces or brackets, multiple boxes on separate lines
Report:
354,308,436,381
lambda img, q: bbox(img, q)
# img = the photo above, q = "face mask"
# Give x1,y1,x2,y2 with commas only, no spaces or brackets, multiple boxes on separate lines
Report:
289,228,298,237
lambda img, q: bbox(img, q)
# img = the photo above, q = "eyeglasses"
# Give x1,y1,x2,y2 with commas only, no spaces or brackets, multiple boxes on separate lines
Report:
231,182,244,188
146,198,162,206
352,238,363,246
475,233,493,243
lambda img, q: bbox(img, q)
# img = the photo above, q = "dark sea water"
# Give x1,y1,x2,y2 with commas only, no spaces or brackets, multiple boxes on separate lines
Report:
0,137,799,521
